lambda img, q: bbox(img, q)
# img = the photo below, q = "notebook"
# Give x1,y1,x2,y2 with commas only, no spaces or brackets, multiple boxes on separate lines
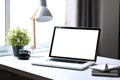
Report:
32,26,100,70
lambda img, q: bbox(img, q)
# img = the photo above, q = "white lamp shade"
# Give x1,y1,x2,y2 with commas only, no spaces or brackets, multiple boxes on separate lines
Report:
36,6,53,22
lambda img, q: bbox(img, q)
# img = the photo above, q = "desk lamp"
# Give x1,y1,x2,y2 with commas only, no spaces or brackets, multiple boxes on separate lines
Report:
31,0,53,50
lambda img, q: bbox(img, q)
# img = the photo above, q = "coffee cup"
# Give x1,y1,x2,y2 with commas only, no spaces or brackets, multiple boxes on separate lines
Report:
18,49,31,60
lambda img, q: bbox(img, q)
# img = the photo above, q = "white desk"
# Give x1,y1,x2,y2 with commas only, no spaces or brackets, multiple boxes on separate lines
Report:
0,55,120,80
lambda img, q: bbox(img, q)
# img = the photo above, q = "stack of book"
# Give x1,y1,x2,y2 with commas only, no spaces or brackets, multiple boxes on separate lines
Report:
90,64,120,77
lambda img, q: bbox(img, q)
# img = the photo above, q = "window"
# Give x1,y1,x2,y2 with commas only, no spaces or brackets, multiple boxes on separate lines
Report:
0,0,11,55
0,0,5,45
0,0,66,54
10,0,66,49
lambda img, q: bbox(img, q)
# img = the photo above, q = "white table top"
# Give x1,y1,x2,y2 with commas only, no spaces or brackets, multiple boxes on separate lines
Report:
0,55,120,80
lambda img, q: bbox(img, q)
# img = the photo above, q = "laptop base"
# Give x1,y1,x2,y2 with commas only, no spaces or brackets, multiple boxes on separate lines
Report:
31,57,95,70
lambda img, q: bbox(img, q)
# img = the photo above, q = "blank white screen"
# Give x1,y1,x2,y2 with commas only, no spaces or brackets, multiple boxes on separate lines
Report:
51,27,99,60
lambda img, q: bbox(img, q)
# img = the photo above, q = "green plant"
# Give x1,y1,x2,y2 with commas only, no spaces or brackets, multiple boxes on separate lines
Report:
6,27,31,47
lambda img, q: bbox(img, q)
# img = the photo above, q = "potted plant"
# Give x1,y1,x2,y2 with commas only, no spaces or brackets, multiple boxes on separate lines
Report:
6,27,31,57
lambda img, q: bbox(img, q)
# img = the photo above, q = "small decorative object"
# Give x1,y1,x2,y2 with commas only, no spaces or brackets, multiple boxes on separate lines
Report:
6,27,31,57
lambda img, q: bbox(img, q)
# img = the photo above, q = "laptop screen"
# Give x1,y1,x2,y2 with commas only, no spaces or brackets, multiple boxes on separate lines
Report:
49,26,100,61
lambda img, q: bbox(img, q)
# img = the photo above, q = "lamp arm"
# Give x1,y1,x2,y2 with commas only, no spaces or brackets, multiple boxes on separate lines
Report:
31,8,39,20
31,8,39,50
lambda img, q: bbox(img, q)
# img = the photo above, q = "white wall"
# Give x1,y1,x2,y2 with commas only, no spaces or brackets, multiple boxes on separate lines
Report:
100,0,119,59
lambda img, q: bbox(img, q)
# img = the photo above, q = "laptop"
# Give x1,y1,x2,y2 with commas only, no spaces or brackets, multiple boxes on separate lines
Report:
32,26,100,70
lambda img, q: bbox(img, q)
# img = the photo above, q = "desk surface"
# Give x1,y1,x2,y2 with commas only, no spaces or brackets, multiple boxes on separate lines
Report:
0,55,120,80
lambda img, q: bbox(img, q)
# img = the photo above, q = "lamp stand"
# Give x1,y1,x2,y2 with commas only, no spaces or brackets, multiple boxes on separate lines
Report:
31,18,36,50
31,0,52,50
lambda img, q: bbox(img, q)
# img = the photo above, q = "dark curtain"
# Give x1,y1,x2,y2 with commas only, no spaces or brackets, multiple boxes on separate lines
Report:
77,0,101,28
118,1,120,59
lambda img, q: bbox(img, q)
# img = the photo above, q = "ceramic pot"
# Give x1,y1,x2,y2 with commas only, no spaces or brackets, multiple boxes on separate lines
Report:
12,46,24,57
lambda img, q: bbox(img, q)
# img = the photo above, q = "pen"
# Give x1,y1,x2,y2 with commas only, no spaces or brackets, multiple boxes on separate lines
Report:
105,64,108,71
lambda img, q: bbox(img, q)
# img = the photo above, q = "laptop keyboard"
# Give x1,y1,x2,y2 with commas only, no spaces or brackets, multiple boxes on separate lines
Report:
48,58,86,64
